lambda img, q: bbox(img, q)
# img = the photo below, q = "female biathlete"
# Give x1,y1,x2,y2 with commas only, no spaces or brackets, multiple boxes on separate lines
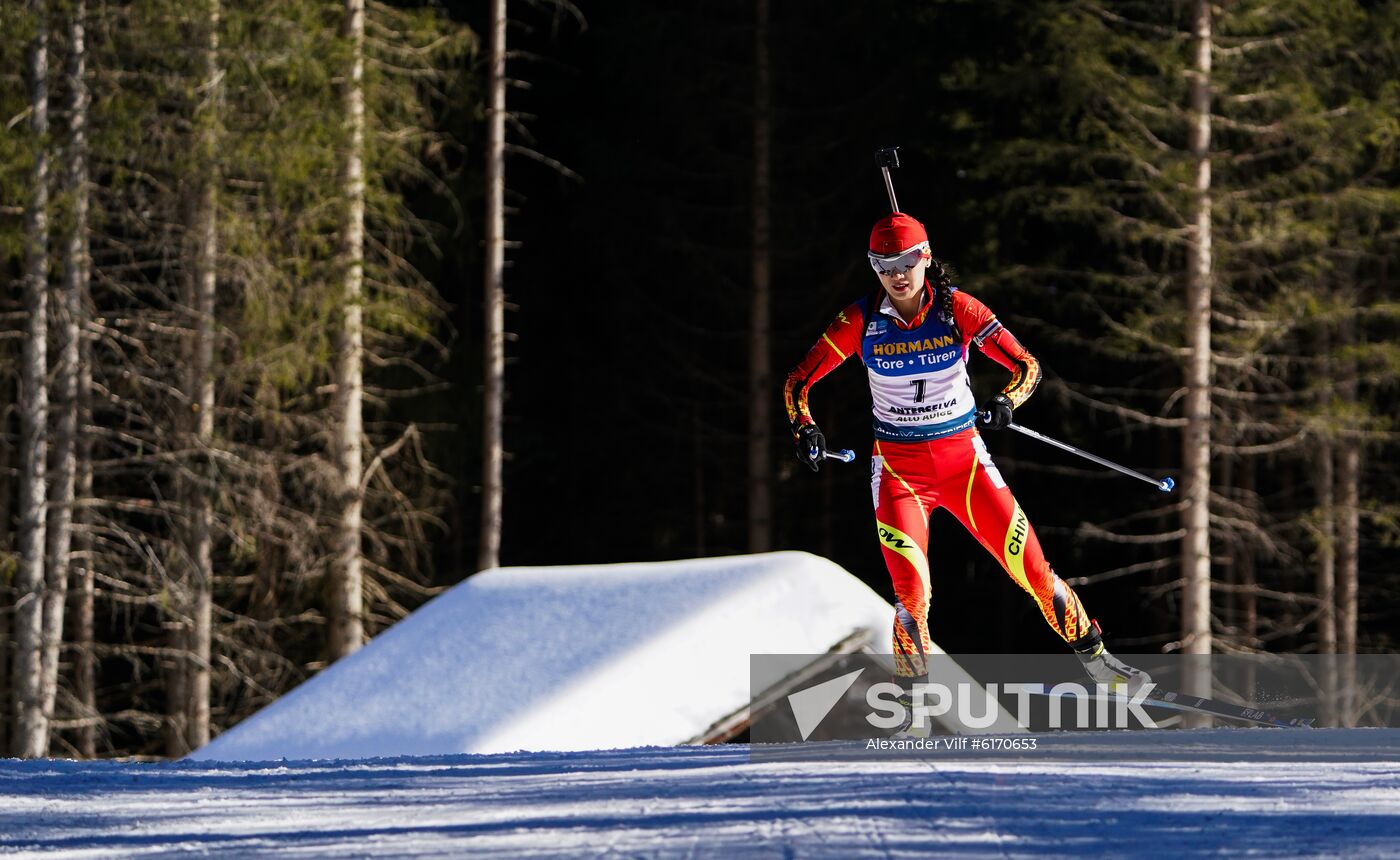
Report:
784,212,1148,715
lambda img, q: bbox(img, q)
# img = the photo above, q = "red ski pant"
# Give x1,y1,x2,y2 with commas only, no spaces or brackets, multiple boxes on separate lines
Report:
871,428,1093,678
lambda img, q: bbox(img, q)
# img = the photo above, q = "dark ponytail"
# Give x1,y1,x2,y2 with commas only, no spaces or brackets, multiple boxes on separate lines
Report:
929,257,960,340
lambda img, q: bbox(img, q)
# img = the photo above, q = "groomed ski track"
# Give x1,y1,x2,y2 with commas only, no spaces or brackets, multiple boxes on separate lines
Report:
6,730,1400,858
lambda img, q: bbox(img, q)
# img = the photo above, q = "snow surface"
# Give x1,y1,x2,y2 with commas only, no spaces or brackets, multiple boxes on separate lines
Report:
7,730,1400,858
191,552,895,761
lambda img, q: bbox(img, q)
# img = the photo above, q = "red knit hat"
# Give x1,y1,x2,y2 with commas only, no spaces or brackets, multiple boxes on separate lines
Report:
869,212,929,256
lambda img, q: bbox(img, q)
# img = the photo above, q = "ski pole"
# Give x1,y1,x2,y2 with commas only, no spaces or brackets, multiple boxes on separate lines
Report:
982,416,1176,493
875,146,900,212
809,445,856,464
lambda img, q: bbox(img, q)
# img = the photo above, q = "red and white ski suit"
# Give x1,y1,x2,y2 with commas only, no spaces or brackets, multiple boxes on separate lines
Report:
785,284,1094,678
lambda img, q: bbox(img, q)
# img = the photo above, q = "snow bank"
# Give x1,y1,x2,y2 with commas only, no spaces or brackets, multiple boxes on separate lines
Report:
191,551,894,761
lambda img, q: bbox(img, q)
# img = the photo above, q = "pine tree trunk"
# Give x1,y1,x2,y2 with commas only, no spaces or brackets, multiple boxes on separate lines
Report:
0,437,10,757
73,177,95,757
1316,438,1336,654
1316,326,1336,657
1316,436,1337,726
1,341,13,756
0,602,7,757
329,0,366,659
1178,0,1214,723
73,433,95,757
185,0,219,749
13,0,52,759
1337,317,1360,726
1180,0,1213,662
747,0,772,554
40,0,90,754
479,0,507,573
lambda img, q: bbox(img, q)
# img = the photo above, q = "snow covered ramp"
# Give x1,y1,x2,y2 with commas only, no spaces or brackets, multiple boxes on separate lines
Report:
191,552,893,760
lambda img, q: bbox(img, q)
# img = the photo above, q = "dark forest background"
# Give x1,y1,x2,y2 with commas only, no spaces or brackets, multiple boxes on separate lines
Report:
3,0,1398,758
441,0,1398,652
463,0,1134,651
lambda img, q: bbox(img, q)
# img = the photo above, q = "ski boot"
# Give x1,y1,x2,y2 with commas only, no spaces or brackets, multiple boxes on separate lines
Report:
890,677,935,739
1071,621,1153,695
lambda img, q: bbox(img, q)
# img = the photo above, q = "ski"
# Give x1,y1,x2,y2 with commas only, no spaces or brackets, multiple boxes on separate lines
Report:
1025,684,1314,728
1138,686,1314,729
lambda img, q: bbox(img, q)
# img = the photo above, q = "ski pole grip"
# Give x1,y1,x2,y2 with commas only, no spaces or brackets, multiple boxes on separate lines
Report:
823,448,856,463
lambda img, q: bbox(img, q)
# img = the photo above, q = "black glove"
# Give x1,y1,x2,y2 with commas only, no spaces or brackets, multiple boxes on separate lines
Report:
795,423,826,472
976,393,1014,432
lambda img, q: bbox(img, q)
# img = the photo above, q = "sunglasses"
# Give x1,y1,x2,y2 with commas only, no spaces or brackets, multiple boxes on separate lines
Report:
868,242,930,276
